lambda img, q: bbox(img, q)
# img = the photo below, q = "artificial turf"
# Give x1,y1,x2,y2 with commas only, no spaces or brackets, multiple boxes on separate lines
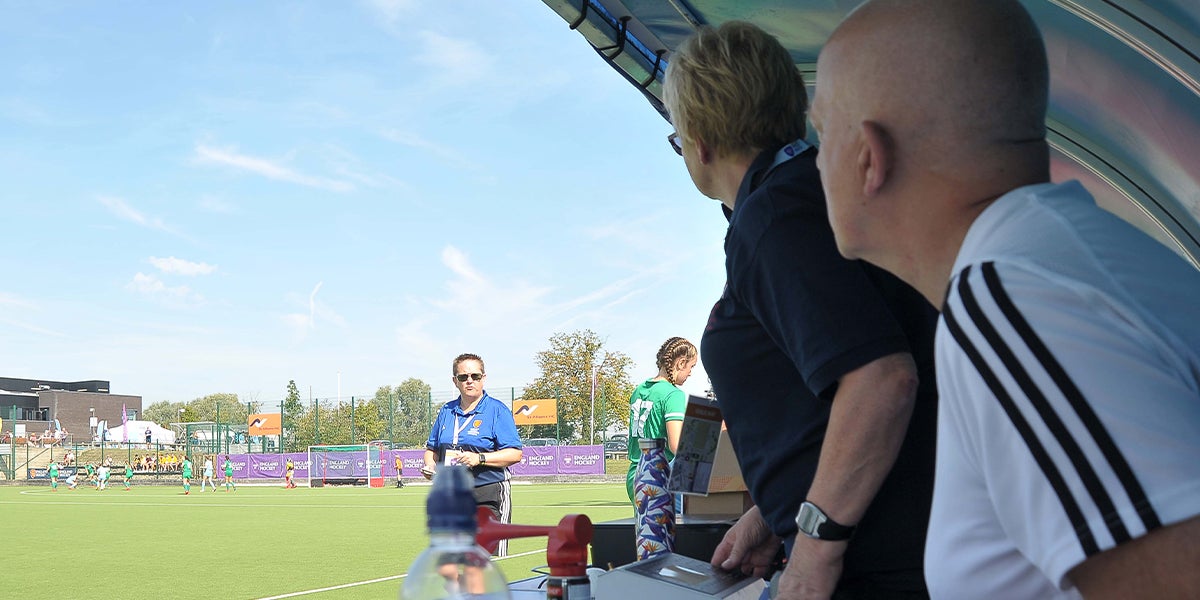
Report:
0,481,631,599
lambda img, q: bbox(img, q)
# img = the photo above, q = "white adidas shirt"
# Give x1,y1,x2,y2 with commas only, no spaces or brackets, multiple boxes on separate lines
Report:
926,181,1200,598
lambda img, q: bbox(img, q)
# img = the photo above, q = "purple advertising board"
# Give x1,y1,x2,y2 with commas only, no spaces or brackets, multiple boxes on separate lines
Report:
557,445,605,475
389,449,426,478
247,453,285,478
510,446,558,476
224,445,604,479
508,445,605,476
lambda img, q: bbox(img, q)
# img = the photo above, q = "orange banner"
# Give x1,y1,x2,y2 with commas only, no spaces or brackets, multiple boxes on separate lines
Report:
248,413,282,435
512,398,557,425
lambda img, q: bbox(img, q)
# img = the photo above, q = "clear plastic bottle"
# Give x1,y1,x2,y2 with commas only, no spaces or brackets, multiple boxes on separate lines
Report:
400,465,511,600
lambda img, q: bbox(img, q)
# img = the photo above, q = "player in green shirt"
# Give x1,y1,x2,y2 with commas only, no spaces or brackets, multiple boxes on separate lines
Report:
223,455,237,492
626,337,698,505
48,460,60,491
123,463,133,491
85,463,97,488
181,456,193,495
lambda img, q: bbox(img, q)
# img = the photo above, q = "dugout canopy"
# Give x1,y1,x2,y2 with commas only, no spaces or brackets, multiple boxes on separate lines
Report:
539,0,1200,267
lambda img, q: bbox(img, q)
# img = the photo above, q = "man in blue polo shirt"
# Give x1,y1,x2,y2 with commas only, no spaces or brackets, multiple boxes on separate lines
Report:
424,352,524,556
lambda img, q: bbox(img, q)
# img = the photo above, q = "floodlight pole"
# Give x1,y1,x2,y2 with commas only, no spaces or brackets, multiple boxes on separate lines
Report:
589,363,597,445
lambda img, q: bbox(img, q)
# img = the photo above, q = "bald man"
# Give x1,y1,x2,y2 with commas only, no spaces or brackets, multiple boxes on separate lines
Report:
812,1,1200,598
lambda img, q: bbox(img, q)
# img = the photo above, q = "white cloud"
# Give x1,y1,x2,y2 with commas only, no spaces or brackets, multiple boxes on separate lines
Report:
282,281,345,341
0,292,67,337
97,196,180,235
126,272,204,306
363,0,418,26
149,256,217,276
194,144,354,193
379,129,471,168
414,31,492,85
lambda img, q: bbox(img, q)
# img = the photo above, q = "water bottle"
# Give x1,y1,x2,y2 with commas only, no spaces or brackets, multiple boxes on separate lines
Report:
400,465,511,600
633,437,674,560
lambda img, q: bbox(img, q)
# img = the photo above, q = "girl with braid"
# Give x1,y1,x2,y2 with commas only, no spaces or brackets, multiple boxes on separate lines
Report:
625,337,698,505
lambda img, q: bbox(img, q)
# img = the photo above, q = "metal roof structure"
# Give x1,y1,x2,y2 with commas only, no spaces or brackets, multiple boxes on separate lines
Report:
540,0,1200,266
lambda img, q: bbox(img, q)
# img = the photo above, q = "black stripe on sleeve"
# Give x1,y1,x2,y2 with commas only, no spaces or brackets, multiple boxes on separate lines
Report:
980,262,1161,534
961,265,1131,547
944,266,1101,556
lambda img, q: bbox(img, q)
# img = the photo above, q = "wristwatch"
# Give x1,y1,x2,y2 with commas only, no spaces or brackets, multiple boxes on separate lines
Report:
478,453,487,465
795,501,855,541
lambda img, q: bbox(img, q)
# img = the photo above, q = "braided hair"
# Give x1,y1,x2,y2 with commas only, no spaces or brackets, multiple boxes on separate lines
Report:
656,337,698,385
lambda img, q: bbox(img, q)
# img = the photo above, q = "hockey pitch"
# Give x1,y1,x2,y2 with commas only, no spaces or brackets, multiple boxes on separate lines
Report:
0,481,631,599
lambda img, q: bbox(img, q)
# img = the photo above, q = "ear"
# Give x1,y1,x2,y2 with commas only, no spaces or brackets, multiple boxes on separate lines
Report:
859,120,892,197
694,136,714,165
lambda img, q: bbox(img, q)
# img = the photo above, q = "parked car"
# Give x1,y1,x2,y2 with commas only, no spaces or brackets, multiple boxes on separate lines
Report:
603,440,627,454
524,438,557,447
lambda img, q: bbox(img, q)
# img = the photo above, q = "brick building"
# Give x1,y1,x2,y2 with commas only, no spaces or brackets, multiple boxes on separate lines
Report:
0,377,141,443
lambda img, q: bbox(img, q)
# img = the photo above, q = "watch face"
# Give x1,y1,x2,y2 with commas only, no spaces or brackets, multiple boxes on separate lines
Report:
796,502,825,536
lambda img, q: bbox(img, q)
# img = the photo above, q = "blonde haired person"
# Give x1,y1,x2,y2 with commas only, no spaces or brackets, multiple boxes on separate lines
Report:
626,337,698,504
664,21,939,599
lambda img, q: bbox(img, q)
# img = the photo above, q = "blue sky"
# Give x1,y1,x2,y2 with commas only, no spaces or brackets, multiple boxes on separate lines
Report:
0,1,728,406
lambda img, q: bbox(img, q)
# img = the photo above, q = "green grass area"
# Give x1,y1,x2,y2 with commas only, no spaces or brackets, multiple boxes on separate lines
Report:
0,481,632,599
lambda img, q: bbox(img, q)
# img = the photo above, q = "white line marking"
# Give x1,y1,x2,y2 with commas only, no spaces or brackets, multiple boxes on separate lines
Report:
253,549,544,599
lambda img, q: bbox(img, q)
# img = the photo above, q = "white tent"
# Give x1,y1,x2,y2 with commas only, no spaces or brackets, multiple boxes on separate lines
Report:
103,420,177,445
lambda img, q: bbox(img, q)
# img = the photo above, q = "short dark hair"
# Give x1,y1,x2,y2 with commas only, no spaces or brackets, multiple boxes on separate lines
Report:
452,353,485,375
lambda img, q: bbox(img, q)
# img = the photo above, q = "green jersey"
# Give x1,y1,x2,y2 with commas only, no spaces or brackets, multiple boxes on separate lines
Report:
181,459,193,478
125,465,133,478
625,378,687,502
48,462,59,478
86,464,95,476
224,460,233,476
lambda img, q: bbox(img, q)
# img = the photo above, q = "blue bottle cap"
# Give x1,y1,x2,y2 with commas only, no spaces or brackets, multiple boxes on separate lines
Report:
426,464,477,532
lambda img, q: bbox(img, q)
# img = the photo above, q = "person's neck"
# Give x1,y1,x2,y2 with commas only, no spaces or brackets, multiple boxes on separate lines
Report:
458,394,483,412
712,152,757,211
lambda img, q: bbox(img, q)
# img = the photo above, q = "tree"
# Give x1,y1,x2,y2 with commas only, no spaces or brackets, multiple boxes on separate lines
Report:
282,380,304,452
520,329,634,443
395,378,433,447
187,393,248,425
143,400,185,427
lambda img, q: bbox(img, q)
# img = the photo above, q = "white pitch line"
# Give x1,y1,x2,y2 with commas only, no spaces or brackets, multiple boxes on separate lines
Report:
253,549,544,599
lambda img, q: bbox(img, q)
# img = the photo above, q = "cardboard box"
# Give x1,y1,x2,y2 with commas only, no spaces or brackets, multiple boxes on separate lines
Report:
706,429,747,493
683,490,753,516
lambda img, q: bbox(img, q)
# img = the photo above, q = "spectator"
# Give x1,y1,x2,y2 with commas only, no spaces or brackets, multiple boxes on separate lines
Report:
424,353,524,557
663,21,939,598
812,0,1200,597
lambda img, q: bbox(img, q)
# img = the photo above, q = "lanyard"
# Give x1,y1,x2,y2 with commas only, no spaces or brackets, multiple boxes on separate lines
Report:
769,138,811,174
451,412,472,447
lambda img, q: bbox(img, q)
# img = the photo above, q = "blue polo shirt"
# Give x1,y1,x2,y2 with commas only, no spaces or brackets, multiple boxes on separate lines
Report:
426,391,522,487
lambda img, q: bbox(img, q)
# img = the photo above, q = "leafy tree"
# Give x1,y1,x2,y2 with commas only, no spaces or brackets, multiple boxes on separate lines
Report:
187,393,249,425
282,380,304,452
143,400,185,427
520,329,634,444
354,392,389,444
394,378,433,447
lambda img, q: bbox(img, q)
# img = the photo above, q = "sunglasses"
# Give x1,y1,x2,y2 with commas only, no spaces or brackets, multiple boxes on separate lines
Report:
667,132,683,156
455,373,484,382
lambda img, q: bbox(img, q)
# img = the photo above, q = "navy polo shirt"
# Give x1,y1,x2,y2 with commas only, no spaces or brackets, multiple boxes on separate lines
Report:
426,391,523,487
700,145,938,586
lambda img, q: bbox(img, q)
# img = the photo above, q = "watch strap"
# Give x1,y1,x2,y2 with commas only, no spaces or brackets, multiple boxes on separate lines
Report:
796,501,856,541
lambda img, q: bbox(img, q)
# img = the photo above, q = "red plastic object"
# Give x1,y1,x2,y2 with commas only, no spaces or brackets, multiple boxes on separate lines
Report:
475,506,593,577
